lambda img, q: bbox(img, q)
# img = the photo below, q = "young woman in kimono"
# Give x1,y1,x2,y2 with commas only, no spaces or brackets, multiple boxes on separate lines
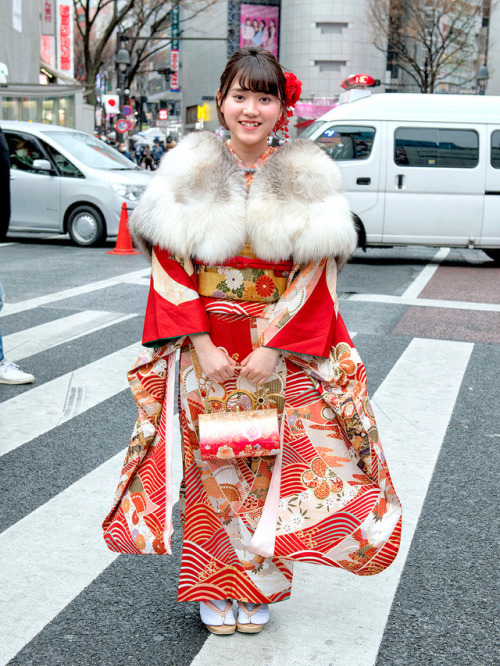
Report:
103,46,402,635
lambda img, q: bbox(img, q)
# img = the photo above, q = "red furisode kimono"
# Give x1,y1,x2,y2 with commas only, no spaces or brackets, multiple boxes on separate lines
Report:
103,131,402,604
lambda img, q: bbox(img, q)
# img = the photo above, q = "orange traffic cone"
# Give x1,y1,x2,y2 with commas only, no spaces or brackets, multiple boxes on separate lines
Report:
106,202,141,255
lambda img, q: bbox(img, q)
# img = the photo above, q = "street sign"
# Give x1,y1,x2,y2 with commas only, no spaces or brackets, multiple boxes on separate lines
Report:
122,105,132,116
158,109,168,120
115,118,129,134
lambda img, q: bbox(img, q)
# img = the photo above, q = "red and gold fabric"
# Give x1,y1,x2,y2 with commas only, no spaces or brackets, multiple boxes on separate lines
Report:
103,250,402,603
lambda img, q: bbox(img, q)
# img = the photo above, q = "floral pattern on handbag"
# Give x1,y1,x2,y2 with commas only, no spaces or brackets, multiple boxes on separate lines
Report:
199,407,280,460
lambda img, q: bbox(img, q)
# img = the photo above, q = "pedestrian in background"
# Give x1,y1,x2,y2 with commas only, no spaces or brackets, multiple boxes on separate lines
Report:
152,139,165,168
103,46,401,636
0,126,35,385
142,145,154,170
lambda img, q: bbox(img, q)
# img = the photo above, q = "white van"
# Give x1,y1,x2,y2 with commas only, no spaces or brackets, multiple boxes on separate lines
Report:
302,92,500,262
2,121,153,246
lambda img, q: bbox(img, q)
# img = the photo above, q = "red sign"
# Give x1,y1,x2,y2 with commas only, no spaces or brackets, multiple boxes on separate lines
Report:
58,4,72,71
115,118,130,134
122,105,133,116
158,109,168,121
340,74,378,90
170,48,179,92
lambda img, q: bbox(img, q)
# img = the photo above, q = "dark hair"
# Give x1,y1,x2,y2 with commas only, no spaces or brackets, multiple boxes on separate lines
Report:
217,46,286,128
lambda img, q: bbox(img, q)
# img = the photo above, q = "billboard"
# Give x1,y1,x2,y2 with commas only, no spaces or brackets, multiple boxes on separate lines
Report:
240,4,279,59
56,1,74,77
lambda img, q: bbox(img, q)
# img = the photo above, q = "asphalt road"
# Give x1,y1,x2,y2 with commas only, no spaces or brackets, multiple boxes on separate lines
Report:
0,233,499,666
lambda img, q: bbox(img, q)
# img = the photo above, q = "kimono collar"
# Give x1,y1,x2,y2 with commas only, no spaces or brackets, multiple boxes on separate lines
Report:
129,130,357,269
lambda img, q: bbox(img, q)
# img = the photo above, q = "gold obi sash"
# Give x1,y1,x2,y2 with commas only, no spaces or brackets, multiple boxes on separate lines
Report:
196,244,290,303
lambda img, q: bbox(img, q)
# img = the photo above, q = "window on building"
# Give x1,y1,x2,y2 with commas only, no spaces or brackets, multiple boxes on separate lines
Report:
314,60,346,73
316,125,376,161
394,128,479,168
186,105,198,125
315,22,348,34
491,130,500,169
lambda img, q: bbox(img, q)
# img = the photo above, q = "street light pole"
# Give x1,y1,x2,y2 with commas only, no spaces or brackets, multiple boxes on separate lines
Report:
115,43,131,145
477,63,489,95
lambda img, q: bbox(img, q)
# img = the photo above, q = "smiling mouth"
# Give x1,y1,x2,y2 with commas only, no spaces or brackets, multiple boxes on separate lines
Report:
239,121,261,127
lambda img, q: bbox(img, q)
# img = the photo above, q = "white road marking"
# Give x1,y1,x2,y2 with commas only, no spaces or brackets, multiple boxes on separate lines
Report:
0,268,150,317
3,310,138,362
401,246,450,299
191,337,473,666
0,416,183,666
0,242,17,248
0,342,143,457
347,292,500,312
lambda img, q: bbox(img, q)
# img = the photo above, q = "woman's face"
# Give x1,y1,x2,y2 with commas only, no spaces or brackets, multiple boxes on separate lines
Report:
218,78,282,152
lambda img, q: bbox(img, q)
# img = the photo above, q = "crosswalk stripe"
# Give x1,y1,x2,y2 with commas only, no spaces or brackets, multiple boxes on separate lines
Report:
0,416,183,666
401,247,450,299
0,342,143,457
3,310,138,362
347,292,500,312
0,268,150,317
190,337,473,666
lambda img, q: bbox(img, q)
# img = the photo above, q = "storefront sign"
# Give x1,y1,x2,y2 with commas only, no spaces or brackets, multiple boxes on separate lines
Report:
42,0,55,35
170,6,180,92
158,109,169,120
56,1,74,77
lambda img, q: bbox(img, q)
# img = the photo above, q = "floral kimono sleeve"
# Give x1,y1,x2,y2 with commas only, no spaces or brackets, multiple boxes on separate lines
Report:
260,258,339,359
142,246,210,347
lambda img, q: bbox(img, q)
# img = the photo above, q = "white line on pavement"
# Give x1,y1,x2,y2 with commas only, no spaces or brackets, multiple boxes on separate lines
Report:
191,337,473,666
347,292,500,312
401,247,450,299
0,268,150,317
0,242,17,248
3,310,138,362
0,342,143,457
0,416,183,666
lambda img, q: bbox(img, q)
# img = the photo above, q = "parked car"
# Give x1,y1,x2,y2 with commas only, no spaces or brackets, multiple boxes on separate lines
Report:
2,121,153,246
302,91,500,262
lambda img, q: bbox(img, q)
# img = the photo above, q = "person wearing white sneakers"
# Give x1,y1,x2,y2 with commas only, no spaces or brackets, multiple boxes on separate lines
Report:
0,279,35,385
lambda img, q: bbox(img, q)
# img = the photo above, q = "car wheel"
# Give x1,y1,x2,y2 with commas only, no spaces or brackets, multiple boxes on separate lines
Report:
484,249,500,264
67,205,105,247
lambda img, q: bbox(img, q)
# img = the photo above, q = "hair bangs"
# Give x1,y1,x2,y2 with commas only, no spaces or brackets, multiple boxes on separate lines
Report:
236,60,281,100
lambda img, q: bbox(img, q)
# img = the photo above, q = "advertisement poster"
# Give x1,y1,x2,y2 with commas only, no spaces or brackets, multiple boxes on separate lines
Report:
240,4,279,59
56,1,74,77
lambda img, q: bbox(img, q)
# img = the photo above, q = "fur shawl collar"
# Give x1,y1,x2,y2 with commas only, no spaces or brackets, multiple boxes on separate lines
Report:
129,130,357,267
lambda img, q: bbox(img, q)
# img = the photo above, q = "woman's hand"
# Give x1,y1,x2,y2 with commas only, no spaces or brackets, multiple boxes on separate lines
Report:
240,347,280,385
190,334,237,383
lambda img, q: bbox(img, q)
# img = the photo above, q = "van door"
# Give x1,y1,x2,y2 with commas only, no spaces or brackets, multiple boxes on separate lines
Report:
5,130,61,231
481,127,500,248
383,122,485,246
313,122,384,242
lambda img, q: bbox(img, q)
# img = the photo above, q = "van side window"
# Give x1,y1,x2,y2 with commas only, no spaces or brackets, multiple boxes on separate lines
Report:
491,131,500,169
40,140,84,178
395,128,479,168
5,131,45,174
315,125,375,161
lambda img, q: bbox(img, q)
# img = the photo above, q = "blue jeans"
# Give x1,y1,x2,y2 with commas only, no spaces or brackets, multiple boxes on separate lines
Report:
0,279,4,362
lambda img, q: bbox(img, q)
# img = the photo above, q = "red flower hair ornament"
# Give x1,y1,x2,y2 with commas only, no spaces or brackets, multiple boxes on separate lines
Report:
273,71,302,140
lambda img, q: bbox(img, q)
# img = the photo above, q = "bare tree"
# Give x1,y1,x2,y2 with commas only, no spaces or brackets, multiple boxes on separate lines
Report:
74,0,218,105
368,0,485,93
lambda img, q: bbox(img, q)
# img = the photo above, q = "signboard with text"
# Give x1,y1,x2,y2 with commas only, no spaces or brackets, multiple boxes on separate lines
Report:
56,1,74,77
158,109,168,121
170,6,180,92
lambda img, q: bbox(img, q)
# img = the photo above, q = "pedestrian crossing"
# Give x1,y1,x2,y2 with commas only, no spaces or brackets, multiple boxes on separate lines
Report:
0,274,486,666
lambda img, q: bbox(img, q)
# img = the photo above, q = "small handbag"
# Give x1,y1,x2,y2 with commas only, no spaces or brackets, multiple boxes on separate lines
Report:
198,368,281,461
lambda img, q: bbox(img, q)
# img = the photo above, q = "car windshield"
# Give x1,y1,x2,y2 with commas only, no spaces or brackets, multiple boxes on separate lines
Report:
42,131,136,170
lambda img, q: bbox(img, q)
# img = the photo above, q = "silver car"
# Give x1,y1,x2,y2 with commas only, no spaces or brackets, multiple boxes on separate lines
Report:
2,121,153,246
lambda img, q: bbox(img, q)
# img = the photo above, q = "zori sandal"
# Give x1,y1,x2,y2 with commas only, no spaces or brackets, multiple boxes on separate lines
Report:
236,601,270,633
199,600,236,635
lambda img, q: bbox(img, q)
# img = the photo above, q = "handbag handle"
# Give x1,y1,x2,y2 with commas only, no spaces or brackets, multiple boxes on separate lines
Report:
202,365,263,414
